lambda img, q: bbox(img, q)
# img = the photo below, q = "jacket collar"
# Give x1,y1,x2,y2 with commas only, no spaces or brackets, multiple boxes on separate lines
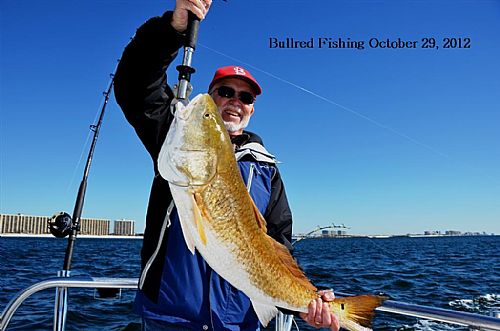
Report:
231,130,264,149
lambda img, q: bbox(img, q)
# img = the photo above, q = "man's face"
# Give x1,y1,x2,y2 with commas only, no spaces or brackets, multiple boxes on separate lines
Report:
209,77,256,136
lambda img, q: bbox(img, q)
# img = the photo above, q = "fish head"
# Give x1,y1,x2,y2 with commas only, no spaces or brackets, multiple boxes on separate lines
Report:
158,93,232,187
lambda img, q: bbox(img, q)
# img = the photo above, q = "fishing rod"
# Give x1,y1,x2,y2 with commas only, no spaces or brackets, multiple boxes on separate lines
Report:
174,12,201,104
174,0,231,101
48,67,117,331
48,9,203,329
47,12,203,242
48,70,116,266
49,6,203,283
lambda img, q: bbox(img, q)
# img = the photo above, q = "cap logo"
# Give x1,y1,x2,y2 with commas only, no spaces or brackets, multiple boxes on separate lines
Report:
233,66,246,75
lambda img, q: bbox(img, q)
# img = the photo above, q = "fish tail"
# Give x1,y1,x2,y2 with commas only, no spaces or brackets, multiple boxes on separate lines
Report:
330,295,387,331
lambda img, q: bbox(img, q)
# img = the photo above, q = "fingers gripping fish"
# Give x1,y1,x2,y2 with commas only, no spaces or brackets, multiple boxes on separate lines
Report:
158,94,385,330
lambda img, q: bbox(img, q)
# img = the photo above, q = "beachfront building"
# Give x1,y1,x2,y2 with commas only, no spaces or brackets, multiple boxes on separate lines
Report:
320,229,349,238
0,213,110,236
79,217,110,236
0,214,51,235
114,219,135,236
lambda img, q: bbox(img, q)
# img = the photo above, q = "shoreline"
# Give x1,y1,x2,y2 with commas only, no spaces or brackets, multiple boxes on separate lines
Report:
2,233,496,239
293,233,498,240
0,233,143,239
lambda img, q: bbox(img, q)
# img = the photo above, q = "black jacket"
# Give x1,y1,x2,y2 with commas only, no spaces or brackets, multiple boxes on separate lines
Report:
114,11,293,302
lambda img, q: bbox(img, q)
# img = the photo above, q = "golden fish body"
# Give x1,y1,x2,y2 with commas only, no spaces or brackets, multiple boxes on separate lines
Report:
158,94,384,330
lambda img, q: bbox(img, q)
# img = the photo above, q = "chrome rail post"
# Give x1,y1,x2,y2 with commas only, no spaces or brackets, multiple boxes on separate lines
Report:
275,312,294,331
274,312,283,331
283,313,294,331
53,270,70,331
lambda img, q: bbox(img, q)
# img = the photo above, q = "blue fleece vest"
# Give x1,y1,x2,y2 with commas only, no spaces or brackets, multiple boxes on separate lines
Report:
134,156,276,330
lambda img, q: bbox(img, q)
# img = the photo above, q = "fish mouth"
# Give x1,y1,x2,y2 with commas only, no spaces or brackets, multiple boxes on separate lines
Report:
178,148,209,152
169,180,207,188
167,180,189,187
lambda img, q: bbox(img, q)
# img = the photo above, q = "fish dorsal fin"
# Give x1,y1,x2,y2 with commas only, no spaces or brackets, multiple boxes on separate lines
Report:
251,300,279,327
270,236,317,292
250,192,316,292
250,195,268,232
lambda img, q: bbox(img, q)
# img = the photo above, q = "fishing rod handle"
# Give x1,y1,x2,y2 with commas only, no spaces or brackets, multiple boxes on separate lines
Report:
185,11,200,49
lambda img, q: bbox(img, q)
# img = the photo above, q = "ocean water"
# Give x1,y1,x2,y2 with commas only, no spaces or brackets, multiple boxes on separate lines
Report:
0,236,498,330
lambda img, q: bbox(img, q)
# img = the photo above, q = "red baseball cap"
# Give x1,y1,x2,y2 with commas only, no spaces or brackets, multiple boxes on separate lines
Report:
208,66,262,95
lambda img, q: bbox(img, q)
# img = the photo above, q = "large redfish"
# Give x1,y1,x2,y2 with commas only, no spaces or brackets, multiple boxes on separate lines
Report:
158,94,385,330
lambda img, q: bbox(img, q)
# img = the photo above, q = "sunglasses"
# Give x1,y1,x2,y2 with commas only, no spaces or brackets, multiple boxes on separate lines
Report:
211,86,256,105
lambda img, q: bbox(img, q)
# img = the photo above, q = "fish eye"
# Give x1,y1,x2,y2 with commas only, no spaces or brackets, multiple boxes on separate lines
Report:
203,113,211,119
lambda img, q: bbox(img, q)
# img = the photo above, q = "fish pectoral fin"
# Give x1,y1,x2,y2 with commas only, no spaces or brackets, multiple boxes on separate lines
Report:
192,192,207,246
251,300,279,327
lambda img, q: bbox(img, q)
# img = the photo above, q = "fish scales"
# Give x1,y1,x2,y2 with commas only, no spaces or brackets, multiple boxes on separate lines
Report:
158,94,386,330
200,174,317,309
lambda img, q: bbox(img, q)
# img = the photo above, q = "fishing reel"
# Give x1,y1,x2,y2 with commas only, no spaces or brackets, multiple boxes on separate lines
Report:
48,212,73,238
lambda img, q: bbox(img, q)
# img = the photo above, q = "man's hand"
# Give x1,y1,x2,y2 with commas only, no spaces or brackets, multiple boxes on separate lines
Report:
171,0,212,33
299,290,340,330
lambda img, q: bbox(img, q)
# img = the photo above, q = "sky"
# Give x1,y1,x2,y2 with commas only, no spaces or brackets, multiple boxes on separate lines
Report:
1,1,499,236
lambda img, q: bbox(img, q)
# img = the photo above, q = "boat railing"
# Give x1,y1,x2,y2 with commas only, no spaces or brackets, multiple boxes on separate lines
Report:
0,276,137,331
1,277,499,331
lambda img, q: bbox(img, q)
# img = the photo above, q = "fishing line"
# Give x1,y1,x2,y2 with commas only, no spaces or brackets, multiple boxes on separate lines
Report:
65,93,105,194
199,43,450,159
66,129,93,194
363,237,400,260
66,65,119,194
0,136,4,211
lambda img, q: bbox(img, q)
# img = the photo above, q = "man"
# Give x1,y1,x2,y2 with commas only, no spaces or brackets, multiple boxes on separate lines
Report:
114,0,339,330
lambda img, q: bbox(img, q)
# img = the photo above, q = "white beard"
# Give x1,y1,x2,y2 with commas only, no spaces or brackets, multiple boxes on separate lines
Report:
223,115,250,133
219,105,250,134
